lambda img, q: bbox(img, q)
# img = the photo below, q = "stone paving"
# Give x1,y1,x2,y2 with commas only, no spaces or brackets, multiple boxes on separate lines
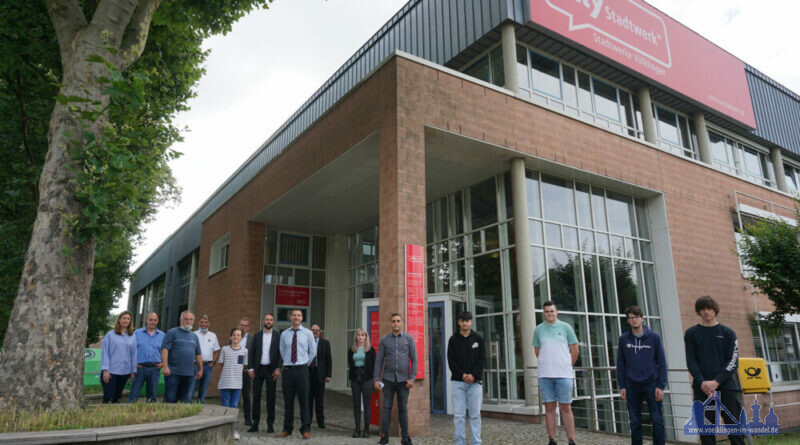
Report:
216,389,651,445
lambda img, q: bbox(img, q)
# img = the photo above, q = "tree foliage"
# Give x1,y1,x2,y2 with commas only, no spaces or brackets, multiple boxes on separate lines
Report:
0,0,271,411
737,203,800,331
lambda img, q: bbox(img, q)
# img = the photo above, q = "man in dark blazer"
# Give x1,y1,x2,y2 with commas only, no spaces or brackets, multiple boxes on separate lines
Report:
247,313,282,433
308,324,332,429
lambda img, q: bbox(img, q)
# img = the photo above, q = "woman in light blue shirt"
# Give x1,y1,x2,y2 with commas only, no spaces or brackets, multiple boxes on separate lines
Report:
100,311,137,403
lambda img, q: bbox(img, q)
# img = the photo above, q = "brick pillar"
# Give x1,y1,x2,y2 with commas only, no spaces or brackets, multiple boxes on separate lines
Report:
242,221,266,327
377,59,430,438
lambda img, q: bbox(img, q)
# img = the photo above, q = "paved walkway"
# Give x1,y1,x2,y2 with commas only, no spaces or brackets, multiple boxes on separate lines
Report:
220,389,648,444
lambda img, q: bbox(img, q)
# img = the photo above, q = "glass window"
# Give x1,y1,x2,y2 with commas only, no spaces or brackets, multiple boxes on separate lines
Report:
470,178,498,229
525,170,542,218
465,55,490,83
606,191,636,237
546,249,584,312
785,164,800,192
562,65,578,110
709,131,730,166
655,106,680,145
490,46,505,87
279,234,309,266
531,51,561,99
532,246,548,307
473,253,504,314
516,45,530,89
541,175,576,225
578,71,593,115
593,78,620,121
312,236,326,269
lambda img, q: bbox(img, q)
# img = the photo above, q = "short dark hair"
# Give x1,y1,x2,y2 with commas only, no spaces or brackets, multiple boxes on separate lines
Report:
291,309,303,316
390,313,402,320
230,327,243,336
542,300,556,309
457,311,473,321
623,305,643,318
263,312,274,318
695,295,719,315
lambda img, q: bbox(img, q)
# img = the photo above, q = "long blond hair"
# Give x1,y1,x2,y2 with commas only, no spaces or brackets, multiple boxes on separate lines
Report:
351,328,371,352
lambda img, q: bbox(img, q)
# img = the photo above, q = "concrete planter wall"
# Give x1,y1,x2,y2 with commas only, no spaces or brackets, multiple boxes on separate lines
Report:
0,406,237,444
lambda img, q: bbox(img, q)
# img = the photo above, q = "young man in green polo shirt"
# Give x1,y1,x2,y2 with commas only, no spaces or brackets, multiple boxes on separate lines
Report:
534,301,579,445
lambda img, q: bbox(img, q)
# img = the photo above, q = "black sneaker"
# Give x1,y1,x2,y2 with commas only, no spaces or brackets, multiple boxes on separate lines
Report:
548,439,557,445
352,429,361,438
568,441,576,445
361,429,369,439
377,434,389,445
247,425,258,433
401,438,413,445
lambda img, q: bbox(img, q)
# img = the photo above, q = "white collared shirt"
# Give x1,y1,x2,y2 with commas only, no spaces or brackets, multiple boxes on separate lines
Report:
261,330,274,365
194,330,220,361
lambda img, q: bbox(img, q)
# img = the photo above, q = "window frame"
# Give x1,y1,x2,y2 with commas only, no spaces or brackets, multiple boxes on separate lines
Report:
209,233,230,275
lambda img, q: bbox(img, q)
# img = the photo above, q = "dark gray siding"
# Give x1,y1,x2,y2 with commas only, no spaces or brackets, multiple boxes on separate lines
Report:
746,65,800,159
129,0,528,316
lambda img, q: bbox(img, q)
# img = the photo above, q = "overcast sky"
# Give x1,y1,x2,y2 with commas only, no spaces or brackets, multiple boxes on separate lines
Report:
117,0,800,311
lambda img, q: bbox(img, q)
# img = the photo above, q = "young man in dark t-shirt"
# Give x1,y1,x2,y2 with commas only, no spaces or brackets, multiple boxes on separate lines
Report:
684,296,746,445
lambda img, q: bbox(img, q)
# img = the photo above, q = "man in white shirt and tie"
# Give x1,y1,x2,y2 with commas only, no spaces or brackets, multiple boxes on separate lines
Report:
247,313,282,433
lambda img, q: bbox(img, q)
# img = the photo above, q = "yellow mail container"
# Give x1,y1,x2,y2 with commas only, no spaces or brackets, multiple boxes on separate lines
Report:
738,357,771,394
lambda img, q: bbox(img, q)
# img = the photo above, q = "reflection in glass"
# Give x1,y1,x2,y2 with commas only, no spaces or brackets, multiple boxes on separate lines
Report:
643,263,659,316
473,253,503,314
615,260,644,312
599,257,617,313
580,229,595,253
470,178,498,229
606,191,635,236
592,188,608,231
526,170,542,218
485,226,500,251
547,249,584,312
596,233,611,256
546,223,562,248
530,219,544,245
583,255,602,313
532,247,548,307
542,175,576,224
531,51,562,99
576,183,593,228
593,78,619,121
563,226,579,251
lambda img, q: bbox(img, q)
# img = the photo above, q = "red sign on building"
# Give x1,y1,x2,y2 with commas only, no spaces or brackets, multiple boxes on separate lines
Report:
529,0,756,128
275,286,310,306
405,244,425,380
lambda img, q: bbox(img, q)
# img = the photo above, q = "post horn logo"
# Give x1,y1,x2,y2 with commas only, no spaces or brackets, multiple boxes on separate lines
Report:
744,367,762,379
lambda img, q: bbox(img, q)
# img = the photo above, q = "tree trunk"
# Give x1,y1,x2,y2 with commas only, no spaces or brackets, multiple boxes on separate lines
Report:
0,38,109,411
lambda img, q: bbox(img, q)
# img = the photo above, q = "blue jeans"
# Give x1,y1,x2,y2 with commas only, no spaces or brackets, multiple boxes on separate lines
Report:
539,377,573,404
188,364,214,403
128,366,160,402
165,374,194,403
626,384,665,445
220,389,242,408
452,381,482,445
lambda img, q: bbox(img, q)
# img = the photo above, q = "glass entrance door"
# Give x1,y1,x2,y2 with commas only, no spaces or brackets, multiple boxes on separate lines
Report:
428,301,446,413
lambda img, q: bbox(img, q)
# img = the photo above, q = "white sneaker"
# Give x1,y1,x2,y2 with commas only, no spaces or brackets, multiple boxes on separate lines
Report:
234,431,240,440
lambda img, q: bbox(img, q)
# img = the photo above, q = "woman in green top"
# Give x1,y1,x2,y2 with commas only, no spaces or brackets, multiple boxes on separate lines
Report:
347,328,376,438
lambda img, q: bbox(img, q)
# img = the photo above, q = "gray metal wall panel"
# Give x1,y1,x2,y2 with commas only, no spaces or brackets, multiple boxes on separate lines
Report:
130,0,527,303
746,65,800,158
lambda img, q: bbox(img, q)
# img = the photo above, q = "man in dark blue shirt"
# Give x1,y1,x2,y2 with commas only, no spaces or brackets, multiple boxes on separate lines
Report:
161,310,203,403
684,296,745,445
617,305,667,445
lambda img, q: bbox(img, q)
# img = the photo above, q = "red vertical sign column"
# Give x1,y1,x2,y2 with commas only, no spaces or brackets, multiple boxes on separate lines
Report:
404,244,425,380
369,309,381,426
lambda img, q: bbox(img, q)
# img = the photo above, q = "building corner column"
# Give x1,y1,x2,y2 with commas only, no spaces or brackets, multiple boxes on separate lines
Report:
637,87,658,144
501,22,519,94
378,58,430,437
770,147,789,192
510,158,538,406
692,112,713,164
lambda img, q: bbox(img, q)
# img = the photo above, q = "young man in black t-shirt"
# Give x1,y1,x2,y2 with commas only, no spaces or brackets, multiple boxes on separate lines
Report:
684,295,746,445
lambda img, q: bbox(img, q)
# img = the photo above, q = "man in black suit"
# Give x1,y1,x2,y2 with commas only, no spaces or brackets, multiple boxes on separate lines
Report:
247,313,282,433
236,318,254,426
308,324,332,429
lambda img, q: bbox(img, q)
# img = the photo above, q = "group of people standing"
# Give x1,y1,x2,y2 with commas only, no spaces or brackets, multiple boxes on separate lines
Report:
100,293,746,444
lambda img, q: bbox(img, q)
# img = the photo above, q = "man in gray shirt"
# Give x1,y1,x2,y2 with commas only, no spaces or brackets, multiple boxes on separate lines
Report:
374,313,417,445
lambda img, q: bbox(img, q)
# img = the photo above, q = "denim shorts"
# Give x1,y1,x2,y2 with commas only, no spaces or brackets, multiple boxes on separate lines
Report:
539,377,574,404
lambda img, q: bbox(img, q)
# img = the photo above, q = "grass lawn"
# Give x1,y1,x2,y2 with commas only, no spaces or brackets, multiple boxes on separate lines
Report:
752,433,800,444
0,403,202,433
